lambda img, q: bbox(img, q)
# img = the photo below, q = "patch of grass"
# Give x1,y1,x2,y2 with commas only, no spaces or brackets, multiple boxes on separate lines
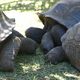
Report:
0,0,59,12
0,48,80,80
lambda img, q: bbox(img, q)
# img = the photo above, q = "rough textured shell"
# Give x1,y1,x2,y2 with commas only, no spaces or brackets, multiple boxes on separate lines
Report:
61,22,80,71
0,11,15,42
39,0,80,29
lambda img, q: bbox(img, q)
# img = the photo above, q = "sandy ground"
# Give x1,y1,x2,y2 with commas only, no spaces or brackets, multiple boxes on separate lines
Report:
4,10,44,36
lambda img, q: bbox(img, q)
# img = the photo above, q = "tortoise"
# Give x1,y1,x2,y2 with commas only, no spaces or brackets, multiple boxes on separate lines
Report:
37,0,80,47
0,11,20,71
45,22,80,71
61,22,80,71
0,11,38,71
25,0,80,55
38,0,80,69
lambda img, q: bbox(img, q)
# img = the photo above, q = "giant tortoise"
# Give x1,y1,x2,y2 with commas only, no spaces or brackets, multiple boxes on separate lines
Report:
38,0,80,70
45,23,80,71
38,0,80,47
0,11,38,72
25,0,80,55
0,11,19,71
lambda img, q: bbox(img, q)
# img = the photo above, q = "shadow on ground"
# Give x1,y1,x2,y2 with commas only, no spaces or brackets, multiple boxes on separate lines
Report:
0,48,80,80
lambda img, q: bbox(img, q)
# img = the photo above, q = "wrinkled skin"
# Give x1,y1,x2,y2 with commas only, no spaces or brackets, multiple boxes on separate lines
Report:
41,32,54,54
12,30,38,55
40,24,66,54
0,29,38,72
50,25,66,46
0,36,21,72
19,37,38,54
25,27,45,44
45,46,67,64
61,23,80,71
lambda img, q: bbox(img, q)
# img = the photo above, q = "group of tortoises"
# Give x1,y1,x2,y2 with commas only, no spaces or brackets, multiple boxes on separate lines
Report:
26,0,80,71
1,0,80,72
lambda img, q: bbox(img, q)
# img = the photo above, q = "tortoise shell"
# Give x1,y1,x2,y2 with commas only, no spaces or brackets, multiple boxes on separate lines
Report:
61,22,80,71
0,11,15,42
38,0,80,29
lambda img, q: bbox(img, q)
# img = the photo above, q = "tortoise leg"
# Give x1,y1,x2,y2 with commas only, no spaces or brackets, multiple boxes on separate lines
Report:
50,25,66,46
0,36,21,72
25,27,45,44
19,37,38,54
40,32,54,54
45,46,67,64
